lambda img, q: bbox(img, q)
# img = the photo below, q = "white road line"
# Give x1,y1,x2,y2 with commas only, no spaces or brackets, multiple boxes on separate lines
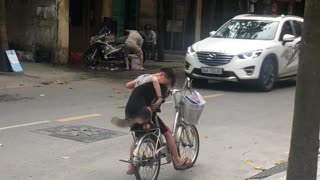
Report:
56,114,102,122
0,93,224,131
0,120,51,131
0,113,102,131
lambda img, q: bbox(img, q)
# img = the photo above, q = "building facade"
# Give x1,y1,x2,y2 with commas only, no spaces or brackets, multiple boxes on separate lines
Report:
4,0,305,64
5,0,139,64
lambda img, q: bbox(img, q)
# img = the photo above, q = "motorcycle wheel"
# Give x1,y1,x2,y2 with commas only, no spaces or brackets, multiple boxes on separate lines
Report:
82,47,101,66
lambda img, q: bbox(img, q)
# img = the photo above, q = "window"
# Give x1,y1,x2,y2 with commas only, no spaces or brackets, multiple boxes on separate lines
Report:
292,21,303,37
279,21,294,41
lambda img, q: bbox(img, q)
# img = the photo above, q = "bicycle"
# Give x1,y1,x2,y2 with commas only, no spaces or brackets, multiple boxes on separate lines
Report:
120,77,203,180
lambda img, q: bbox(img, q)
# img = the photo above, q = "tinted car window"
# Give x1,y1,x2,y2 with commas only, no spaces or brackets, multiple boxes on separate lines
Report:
292,21,303,37
280,21,294,41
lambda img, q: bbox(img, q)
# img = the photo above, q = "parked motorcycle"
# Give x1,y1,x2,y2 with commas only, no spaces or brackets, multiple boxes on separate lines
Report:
82,27,127,66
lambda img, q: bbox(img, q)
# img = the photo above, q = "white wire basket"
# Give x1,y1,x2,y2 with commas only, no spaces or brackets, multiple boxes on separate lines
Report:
182,96,205,125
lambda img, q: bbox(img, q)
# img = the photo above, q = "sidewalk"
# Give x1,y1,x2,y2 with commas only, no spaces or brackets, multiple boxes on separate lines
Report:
0,62,90,90
0,55,184,90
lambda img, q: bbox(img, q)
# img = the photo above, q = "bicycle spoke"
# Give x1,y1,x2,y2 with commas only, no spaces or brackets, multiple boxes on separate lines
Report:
178,126,199,164
136,138,160,180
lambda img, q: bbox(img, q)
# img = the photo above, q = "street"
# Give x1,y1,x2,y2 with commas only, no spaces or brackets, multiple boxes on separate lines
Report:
0,65,296,180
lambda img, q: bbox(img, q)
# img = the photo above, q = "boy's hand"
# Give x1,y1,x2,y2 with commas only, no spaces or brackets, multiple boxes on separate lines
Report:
143,123,151,130
150,99,162,112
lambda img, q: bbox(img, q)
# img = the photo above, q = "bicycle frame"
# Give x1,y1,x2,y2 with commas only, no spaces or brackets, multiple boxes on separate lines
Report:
131,120,171,166
172,78,194,145
131,78,195,166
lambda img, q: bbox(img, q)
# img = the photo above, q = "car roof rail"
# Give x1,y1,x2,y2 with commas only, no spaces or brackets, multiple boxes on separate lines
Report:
233,14,251,19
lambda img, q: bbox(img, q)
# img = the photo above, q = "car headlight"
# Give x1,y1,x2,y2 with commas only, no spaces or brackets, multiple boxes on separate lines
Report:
187,46,196,54
238,50,263,59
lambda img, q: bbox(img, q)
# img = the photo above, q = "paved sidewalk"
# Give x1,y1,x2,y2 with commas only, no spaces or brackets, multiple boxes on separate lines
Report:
0,56,184,90
264,155,320,180
0,62,90,90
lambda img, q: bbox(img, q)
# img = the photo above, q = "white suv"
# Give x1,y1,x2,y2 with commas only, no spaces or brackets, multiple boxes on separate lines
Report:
185,14,303,91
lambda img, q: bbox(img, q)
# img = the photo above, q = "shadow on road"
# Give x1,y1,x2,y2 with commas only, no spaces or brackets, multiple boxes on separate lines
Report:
192,80,296,93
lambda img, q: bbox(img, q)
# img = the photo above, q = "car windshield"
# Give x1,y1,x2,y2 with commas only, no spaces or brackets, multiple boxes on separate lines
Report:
213,20,279,40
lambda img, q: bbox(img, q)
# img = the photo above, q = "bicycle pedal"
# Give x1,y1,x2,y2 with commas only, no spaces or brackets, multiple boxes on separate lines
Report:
160,162,171,166
119,159,131,164
160,152,165,157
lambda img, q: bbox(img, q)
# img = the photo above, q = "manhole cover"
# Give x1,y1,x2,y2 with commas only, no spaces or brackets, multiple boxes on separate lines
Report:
247,163,288,179
35,125,126,143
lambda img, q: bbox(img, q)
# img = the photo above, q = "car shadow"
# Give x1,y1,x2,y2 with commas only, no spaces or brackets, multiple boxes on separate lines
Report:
193,80,296,93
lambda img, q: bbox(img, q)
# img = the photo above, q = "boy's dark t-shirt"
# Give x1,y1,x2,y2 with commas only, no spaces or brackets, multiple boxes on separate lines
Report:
125,82,167,118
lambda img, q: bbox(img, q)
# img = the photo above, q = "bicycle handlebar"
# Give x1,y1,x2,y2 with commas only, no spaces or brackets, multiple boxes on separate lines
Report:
171,77,191,95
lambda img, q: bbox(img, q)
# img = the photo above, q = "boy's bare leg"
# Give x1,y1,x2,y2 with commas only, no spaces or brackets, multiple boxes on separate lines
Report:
127,141,135,174
163,132,191,166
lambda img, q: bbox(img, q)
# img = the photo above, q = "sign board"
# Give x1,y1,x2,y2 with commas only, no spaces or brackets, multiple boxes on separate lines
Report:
6,50,23,72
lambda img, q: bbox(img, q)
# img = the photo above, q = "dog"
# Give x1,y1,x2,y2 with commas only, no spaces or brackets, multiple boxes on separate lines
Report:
111,82,167,128
111,106,152,127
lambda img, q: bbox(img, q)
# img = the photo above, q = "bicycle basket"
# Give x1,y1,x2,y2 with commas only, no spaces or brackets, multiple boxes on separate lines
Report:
182,96,205,125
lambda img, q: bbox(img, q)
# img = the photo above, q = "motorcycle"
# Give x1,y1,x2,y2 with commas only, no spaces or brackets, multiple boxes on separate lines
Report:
82,27,127,66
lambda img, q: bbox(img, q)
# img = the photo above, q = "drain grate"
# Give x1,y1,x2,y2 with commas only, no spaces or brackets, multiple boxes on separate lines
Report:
247,163,288,179
35,125,126,143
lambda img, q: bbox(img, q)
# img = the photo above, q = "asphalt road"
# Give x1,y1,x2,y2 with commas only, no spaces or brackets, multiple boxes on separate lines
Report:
0,73,297,180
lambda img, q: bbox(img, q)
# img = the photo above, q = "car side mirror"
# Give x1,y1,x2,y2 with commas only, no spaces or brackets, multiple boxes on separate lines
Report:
209,31,216,37
282,34,295,42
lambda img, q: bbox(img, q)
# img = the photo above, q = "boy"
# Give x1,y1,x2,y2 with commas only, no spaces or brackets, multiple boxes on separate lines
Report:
143,24,157,60
125,68,173,111
112,68,174,128
112,68,192,174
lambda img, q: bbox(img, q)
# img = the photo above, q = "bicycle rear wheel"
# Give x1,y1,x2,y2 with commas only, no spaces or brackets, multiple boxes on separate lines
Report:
133,135,161,180
177,125,200,167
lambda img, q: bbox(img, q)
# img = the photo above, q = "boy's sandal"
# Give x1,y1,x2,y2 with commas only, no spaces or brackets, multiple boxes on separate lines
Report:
173,158,192,170
126,166,135,175
126,159,135,175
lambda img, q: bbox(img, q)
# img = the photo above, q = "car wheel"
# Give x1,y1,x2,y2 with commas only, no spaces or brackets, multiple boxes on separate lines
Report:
257,59,277,92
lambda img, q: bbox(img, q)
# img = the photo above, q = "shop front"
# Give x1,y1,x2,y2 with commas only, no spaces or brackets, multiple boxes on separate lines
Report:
249,0,305,17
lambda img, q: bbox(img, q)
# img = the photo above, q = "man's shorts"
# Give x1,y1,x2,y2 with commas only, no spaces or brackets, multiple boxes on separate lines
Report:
130,115,171,138
124,42,143,57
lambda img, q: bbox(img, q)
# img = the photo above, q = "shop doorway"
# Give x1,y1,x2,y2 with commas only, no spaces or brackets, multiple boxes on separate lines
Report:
69,0,102,53
163,0,196,51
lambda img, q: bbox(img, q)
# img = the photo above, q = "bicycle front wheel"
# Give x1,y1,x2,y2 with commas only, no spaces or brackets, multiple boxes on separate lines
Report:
133,135,161,180
177,125,200,167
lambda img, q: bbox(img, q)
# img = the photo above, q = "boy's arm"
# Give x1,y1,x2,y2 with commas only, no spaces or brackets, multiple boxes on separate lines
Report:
152,76,162,99
125,80,136,89
151,76,162,112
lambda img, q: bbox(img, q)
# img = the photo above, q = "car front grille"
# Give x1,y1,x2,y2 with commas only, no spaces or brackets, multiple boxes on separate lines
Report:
197,52,234,66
